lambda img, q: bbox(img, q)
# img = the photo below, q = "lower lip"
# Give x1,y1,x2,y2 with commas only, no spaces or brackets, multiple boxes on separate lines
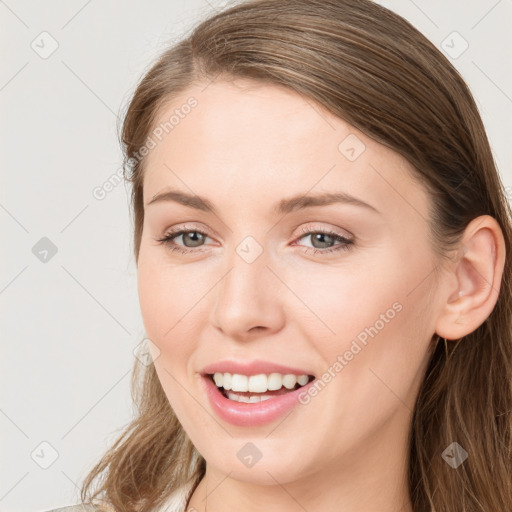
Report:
201,374,316,427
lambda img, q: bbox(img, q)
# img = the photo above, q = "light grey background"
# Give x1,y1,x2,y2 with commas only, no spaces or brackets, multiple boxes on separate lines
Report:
1,1,510,511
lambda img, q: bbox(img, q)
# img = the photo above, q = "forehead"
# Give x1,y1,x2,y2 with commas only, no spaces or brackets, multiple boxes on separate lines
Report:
142,79,430,224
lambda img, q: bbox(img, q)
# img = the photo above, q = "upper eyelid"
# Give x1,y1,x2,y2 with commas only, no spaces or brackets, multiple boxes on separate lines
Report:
165,222,351,238
163,224,353,248
296,224,353,239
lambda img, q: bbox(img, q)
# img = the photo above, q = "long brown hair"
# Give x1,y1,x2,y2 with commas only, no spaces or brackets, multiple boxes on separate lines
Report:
80,0,512,510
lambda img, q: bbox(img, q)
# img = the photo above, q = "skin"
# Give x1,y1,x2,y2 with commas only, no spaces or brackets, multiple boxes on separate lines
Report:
136,78,506,512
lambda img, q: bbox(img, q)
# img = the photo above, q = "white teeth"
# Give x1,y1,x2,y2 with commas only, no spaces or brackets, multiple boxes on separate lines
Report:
223,373,232,390
267,373,283,390
282,374,297,389
248,374,268,392
227,391,274,403
231,374,248,392
212,372,311,393
297,374,309,386
213,373,223,387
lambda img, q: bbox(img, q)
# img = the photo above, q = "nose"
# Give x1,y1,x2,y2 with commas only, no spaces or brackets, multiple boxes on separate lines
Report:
209,247,285,341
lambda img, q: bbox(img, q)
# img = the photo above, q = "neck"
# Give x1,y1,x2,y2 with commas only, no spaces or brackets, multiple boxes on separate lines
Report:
186,408,414,512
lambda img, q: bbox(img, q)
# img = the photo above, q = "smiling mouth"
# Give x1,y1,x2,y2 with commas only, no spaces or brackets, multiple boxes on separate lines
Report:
205,373,315,403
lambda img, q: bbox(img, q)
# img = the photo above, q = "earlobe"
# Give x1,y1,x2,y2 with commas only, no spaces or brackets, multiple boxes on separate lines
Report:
435,215,506,341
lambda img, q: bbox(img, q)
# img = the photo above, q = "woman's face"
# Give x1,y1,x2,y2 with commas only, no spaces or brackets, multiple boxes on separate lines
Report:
137,78,442,487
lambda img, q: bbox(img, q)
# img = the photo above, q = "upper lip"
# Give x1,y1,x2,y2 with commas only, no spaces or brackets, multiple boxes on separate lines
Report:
201,359,316,377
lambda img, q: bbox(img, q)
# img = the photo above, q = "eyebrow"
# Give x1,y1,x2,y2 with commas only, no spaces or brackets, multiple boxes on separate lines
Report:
145,188,379,215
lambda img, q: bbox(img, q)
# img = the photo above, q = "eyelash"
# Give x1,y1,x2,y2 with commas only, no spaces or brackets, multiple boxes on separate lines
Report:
155,224,354,256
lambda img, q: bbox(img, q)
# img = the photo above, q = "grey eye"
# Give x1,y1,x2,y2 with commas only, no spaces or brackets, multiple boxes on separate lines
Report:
306,232,337,249
179,231,207,247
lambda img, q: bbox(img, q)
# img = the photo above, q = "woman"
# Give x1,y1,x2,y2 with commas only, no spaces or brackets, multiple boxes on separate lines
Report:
47,0,512,510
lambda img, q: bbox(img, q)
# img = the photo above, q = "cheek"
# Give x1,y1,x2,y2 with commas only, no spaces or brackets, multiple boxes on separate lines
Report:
137,260,169,340
282,255,403,355
299,243,429,375
136,250,194,359
137,243,214,383
315,258,433,424
138,261,197,414
137,239,191,334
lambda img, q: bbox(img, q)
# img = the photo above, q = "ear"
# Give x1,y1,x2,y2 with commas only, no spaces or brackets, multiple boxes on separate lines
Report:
435,215,506,341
